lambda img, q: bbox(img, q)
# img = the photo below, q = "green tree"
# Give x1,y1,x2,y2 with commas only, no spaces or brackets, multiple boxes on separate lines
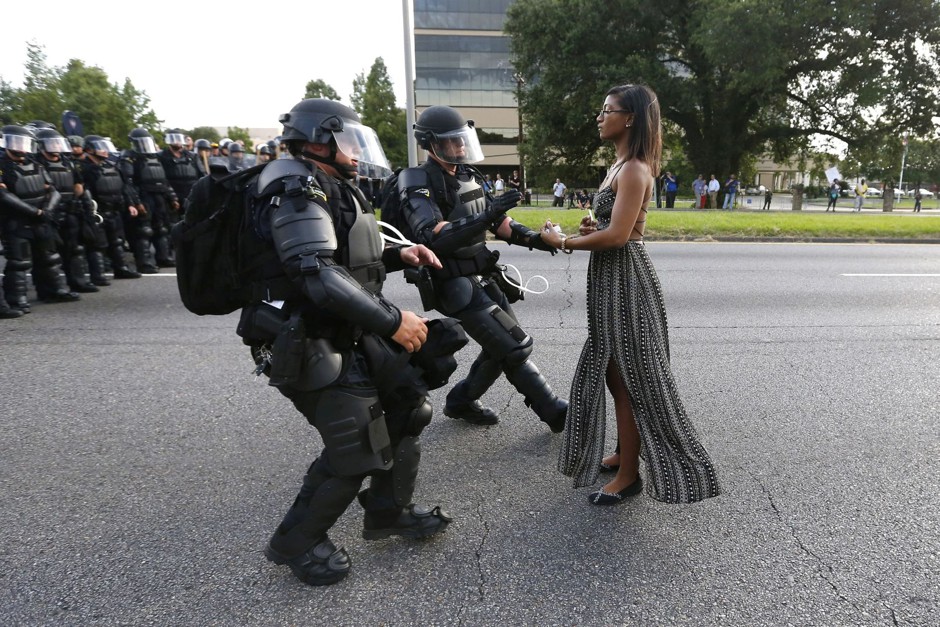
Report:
305,79,341,101
0,42,161,149
190,126,221,143
226,126,252,147
505,0,940,181
350,58,407,168
17,42,64,125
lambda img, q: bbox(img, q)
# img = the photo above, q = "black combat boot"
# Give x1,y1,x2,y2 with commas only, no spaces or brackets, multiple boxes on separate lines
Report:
264,536,351,586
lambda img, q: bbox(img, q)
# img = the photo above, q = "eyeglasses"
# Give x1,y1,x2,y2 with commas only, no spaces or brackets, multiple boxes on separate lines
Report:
598,109,629,117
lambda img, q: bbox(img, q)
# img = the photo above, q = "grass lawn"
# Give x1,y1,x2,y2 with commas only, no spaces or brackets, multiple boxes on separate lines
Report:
502,207,940,240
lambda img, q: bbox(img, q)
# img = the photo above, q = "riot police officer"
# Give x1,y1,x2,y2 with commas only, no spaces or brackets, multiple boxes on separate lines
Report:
227,142,246,171
35,127,99,293
193,139,213,178
234,99,459,586
158,130,200,211
118,128,178,271
81,135,141,280
395,105,567,431
0,125,79,311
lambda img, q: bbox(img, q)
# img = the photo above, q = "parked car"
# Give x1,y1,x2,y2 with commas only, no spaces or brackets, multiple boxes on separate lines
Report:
744,186,764,195
906,188,934,198
865,187,883,197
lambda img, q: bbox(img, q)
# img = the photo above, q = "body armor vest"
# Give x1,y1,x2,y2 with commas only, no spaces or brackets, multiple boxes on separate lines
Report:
444,173,489,260
161,152,199,185
315,171,386,295
8,160,48,208
133,154,170,192
39,157,76,202
90,161,125,206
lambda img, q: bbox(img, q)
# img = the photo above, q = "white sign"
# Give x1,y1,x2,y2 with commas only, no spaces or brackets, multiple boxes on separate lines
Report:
825,167,842,183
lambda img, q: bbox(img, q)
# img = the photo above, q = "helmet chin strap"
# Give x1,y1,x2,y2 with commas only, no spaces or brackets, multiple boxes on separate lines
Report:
302,148,357,180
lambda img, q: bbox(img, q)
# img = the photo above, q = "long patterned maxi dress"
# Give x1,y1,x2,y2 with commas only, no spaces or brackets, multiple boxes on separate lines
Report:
557,186,720,503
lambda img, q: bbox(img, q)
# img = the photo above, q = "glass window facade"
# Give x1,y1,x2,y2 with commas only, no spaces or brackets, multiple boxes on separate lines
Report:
415,34,516,107
415,0,513,30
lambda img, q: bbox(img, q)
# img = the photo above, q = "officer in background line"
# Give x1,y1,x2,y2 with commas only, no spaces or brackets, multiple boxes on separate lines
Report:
395,105,568,432
231,99,461,586
34,127,99,293
119,128,178,271
81,135,142,280
0,125,79,312
159,130,200,214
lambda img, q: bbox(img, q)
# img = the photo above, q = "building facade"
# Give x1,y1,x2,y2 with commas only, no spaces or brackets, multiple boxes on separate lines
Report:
414,0,520,176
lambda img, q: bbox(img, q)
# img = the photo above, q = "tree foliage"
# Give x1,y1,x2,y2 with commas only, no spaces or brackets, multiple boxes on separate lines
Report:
0,42,161,148
350,58,407,169
190,126,221,142
505,0,940,182
305,79,341,101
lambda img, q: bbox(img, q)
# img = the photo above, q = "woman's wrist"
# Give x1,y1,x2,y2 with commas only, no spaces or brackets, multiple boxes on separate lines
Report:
559,234,572,254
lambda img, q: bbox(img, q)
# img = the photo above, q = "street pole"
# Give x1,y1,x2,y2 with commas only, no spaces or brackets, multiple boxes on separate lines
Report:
402,0,417,167
513,72,526,191
898,131,909,194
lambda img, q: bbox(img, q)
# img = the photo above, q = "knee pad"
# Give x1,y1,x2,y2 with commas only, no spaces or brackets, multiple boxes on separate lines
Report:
309,387,393,477
71,244,85,256
403,398,432,437
141,225,154,238
461,303,532,363
7,257,32,271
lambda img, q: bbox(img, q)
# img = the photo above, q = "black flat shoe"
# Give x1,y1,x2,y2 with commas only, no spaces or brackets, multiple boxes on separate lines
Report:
598,461,620,473
588,477,643,506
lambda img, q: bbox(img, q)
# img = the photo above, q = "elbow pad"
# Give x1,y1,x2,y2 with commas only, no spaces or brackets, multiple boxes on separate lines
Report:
398,168,442,246
301,262,401,337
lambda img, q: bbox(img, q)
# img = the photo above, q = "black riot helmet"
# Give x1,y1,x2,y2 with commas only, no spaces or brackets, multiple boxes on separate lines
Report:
68,135,84,148
83,134,119,159
164,129,187,148
279,98,391,179
194,138,212,151
228,142,245,169
2,125,38,157
414,105,484,164
128,127,158,154
35,127,71,155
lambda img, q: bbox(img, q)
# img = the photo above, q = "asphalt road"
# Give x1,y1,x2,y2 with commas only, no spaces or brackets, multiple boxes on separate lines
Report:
1,242,938,626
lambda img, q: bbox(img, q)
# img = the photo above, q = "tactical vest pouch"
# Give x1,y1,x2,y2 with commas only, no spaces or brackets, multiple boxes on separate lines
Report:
268,313,307,387
237,303,290,342
491,264,524,304
404,265,439,312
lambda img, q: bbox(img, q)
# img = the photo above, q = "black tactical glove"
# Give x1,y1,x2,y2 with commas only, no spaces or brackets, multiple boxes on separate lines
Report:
485,189,522,224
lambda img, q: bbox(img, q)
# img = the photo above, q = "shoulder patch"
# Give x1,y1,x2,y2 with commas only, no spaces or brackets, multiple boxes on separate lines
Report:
307,185,328,204
415,187,430,197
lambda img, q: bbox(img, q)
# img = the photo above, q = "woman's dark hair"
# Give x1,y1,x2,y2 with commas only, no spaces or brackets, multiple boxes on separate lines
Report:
606,84,662,177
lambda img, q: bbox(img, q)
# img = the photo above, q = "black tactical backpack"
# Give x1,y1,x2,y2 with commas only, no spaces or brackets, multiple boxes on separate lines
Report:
170,162,269,316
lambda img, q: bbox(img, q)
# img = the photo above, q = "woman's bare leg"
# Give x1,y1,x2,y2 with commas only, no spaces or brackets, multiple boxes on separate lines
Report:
602,358,641,493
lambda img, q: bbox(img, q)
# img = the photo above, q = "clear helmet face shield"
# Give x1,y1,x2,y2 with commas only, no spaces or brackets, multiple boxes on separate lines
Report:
3,134,37,154
87,138,118,157
332,122,392,179
164,133,186,147
40,137,71,154
132,136,159,154
429,124,484,164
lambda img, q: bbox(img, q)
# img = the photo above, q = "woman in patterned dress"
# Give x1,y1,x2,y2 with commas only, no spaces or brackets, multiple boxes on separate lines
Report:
540,84,720,506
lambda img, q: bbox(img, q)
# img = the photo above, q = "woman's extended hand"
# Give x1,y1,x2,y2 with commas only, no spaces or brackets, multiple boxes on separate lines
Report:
540,220,563,248
579,215,598,235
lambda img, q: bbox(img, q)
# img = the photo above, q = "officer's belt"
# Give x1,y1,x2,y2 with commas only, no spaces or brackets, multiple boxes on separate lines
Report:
431,249,498,280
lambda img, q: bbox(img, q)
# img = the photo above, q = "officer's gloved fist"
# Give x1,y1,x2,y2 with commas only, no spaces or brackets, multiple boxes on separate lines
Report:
528,232,558,255
485,189,522,222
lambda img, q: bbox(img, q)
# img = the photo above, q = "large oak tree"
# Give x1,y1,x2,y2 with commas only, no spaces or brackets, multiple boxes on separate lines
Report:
505,0,940,181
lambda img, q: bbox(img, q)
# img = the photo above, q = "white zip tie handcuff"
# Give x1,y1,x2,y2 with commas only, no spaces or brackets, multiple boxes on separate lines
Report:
378,220,550,296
